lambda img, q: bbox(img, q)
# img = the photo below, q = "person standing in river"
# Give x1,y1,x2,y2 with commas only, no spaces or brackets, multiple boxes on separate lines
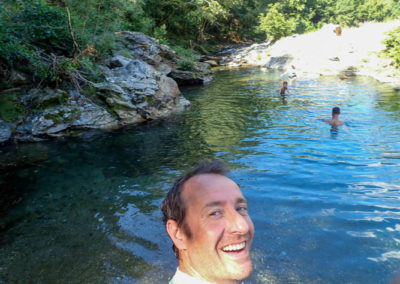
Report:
324,107,345,127
161,160,255,284
280,81,289,95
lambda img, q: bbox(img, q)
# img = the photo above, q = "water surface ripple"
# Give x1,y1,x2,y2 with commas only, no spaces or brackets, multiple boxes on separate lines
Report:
1,68,400,283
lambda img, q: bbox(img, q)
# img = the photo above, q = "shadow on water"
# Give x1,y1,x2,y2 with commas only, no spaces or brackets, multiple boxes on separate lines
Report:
1,68,400,283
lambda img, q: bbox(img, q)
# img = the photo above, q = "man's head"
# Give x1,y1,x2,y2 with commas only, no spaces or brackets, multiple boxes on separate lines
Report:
161,160,254,283
282,81,288,86
332,107,341,115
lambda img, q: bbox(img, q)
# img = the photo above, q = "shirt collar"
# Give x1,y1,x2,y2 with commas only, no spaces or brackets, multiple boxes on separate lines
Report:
170,268,244,284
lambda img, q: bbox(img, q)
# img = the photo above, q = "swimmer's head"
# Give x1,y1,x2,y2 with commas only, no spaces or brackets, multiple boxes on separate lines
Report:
332,107,341,114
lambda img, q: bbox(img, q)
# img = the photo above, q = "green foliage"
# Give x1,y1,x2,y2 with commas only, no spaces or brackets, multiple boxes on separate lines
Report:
384,26,400,68
15,0,72,53
258,3,297,41
358,0,392,22
172,46,200,61
333,0,363,26
178,59,195,71
0,93,25,122
172,46,200,71
2,0,400,92
333,0,395,26
0,0,73,83
154,24,168,44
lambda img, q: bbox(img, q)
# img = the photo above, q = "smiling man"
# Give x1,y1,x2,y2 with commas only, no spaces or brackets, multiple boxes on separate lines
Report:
161,160,255,284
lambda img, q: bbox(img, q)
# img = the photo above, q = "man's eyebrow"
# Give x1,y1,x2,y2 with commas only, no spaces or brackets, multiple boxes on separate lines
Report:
236,197,248,205
204,198,248,209
204,201,225,208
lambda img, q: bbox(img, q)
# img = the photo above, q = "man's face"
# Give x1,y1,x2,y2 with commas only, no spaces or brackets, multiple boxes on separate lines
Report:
180,174,254,283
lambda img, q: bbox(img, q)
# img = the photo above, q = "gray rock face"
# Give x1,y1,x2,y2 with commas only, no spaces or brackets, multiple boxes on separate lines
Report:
266,55,293,70
22,88,67,108
219,42,271,67
26,94,119,136
9,70,30,85
117,31,171,65
97,54,182,125
0,120,13,143
169,62,213,85
117,31,213,86
4,31,214,142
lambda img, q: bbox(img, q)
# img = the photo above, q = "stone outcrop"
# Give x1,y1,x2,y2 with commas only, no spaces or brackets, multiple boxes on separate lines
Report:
219,21,400,86
1,32,210,143
22,93,118,136
0,120,13,144
116,31,213,85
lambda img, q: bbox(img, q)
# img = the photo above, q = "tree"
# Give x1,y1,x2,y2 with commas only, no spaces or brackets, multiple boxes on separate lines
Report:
258,3,297,41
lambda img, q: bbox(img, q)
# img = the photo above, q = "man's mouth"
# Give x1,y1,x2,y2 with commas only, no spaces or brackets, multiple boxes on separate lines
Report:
221,241,246,252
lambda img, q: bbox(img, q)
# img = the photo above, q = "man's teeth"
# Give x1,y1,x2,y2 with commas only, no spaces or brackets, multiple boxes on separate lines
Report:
222,242,246,252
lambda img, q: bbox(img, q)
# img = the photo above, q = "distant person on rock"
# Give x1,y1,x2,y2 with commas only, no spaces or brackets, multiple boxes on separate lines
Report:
280,81,289,95
325,107,345,127
334,25,342,36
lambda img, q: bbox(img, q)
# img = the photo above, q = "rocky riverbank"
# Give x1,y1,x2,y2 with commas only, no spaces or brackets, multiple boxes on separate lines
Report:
0,32,213,144
219,20,400,86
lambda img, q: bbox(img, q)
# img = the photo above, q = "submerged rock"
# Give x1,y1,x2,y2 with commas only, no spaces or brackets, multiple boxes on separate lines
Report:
0,120,14,144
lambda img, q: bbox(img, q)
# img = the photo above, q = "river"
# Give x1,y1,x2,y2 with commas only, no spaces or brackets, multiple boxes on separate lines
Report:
1,68,400,283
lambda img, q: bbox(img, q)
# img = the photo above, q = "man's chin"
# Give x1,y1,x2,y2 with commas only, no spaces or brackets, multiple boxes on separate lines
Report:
224,258,253,280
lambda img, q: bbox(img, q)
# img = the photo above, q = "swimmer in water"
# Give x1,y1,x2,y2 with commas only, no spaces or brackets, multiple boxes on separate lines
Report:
280,81,289,95
324,107,345,127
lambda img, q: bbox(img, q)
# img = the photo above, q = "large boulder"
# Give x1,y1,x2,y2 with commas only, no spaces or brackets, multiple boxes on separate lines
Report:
97,54,184,125
116,31,174,66
22,94,118,136
116,31,213,86
169,62,213,85
266,55,293,70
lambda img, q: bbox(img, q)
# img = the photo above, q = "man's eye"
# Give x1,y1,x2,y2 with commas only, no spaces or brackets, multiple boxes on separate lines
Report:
237,206,248,215
210,210,222,217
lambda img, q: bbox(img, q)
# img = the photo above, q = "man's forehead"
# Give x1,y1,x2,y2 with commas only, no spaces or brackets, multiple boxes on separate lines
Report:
182,173,244,202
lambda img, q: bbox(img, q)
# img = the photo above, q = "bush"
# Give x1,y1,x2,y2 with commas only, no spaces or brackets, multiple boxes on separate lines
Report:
172,45,199,71
154,24,168,45
384,26,400,68
178,59,195,71
15,0,72,54
0,0,74,84
258,3,297,41
358,0,392,22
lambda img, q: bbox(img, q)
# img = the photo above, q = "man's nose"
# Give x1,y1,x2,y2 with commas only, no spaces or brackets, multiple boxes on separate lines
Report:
226,207,250,234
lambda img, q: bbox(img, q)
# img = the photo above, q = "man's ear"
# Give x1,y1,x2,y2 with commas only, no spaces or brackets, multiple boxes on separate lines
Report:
166,219,187,250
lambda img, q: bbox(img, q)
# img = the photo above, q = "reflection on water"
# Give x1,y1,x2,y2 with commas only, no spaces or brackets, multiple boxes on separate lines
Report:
1,69,400,283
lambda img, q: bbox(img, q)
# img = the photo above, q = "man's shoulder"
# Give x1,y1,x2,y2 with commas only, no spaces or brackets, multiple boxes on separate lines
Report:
170,268,213,284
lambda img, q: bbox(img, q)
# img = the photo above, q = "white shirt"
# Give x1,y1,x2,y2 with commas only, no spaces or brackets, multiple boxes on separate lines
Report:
169,268,244,284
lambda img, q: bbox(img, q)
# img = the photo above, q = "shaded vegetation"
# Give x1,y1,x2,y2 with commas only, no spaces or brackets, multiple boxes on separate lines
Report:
0,0,400,90
384,26,400,68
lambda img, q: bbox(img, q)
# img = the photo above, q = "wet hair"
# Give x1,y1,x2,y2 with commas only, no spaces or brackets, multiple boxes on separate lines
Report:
283,81,288,85
161,159,229,259
332,107,341,114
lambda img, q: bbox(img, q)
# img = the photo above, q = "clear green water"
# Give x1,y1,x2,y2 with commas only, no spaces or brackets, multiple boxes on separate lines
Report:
1,68,400,283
